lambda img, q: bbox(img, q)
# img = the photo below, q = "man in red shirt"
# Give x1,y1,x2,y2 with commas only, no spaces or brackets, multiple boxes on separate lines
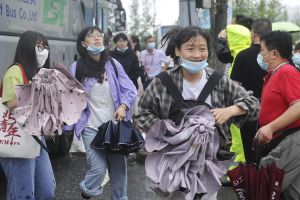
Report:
256,31,300,200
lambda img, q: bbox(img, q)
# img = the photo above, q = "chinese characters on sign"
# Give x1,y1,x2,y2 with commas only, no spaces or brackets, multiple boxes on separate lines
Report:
0,110,21,145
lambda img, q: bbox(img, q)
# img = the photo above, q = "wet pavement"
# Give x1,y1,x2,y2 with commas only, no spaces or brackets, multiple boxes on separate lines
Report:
0,153,237,200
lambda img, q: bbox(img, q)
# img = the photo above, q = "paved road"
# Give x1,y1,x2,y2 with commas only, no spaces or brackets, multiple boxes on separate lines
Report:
0,153,237,200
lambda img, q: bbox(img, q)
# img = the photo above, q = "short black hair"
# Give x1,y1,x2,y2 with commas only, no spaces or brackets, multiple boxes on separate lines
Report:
295,42,300,51
261,31,294,65
144,35,155,43
113,32,128,43
251,18,272,37
236,16,253,30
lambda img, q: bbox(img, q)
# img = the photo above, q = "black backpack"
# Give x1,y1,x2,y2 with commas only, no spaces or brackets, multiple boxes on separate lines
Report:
157,70,235,161
156,70,223,124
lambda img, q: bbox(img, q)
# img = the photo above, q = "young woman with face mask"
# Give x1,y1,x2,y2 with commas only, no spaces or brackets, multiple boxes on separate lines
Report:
66,26,137,200
110,33,140,89
134,26,259,200
255,31,300,199
0,31,55,200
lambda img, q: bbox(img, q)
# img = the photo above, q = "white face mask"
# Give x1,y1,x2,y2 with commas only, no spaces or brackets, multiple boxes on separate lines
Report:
35,47,49,68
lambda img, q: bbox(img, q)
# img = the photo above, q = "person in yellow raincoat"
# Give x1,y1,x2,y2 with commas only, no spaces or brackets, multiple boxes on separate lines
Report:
218,24,251,168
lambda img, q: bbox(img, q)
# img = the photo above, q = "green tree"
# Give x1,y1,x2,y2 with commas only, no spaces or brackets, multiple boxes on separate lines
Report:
139,0,155,39
292,11,300,27
291,11,300,43
129,0,140,35
233,0,287,22
128,0,155,44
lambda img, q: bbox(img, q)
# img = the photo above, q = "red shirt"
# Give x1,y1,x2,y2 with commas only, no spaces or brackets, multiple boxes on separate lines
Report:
259,64,300,131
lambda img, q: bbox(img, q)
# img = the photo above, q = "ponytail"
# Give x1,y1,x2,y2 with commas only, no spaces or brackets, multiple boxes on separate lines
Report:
161,27,182,65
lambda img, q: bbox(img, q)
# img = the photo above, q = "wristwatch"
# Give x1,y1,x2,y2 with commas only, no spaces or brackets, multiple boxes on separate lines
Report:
120,104,128,111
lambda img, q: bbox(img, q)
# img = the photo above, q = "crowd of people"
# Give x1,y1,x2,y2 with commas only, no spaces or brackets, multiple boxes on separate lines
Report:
1,14,300,200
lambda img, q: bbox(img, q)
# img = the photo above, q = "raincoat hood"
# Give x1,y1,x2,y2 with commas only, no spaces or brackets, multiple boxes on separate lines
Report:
226,24,251,59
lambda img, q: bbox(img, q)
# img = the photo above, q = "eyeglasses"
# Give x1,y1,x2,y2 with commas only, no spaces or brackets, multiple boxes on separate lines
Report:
87,33,104,39
36,44,49,52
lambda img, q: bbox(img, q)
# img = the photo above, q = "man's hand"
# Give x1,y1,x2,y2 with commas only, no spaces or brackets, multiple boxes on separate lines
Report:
254,125,274,144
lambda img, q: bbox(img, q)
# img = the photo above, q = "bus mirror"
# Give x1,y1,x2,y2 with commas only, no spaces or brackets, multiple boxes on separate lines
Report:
114,8,126,31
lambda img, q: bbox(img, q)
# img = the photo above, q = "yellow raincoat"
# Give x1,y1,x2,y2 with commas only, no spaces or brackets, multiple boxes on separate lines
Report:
226,24,251,165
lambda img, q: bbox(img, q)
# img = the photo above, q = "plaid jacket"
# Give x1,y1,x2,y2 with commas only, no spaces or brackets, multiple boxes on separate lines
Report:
134,66,260,139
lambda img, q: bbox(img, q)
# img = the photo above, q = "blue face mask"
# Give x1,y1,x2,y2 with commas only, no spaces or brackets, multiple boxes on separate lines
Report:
117,47,128,52
292,53,300,66
147,42,155,49
86,45,105,54
180,57,208,73
257,53,269,71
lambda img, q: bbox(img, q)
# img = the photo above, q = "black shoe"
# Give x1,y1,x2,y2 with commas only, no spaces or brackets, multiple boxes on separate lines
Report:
136,148,148,164
80,192,91,200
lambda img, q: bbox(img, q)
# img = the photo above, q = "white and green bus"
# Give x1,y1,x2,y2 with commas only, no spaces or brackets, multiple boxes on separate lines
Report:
0,0,126,156
0,0,88,80
0,0,126,80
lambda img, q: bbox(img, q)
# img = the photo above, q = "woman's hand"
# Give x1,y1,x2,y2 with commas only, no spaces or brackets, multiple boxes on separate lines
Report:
7,99,17,110
254,125,274,144
211,105,246,125
211,107,233,125
114,104,127,121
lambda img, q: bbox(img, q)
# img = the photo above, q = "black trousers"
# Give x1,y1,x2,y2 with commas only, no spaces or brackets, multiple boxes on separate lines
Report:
240,120,258,164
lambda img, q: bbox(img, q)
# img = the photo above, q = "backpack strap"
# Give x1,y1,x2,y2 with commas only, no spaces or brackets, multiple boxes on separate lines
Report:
156,72,184,102
197,70,223,103
32,135,49,153
108,57,119,78
18,64,29,84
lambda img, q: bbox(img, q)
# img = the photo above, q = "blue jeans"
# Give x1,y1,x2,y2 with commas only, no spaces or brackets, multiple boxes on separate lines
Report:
80,127,128,200
0,137,56,200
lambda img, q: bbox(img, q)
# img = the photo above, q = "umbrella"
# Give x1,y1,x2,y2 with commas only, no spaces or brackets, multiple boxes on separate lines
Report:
272,22,300,33
14,63,87,136
228,163,284,200
90,120,145,156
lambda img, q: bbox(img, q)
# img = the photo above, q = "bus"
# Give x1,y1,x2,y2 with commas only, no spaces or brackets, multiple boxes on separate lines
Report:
0,0,87,78
0,0,89,156
0,0,127,156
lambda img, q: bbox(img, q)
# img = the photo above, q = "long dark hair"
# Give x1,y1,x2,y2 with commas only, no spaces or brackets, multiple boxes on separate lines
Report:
161,26,210,65
76,26,109,83
130,35,141,52
260,31,295,67
13,31,50,80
